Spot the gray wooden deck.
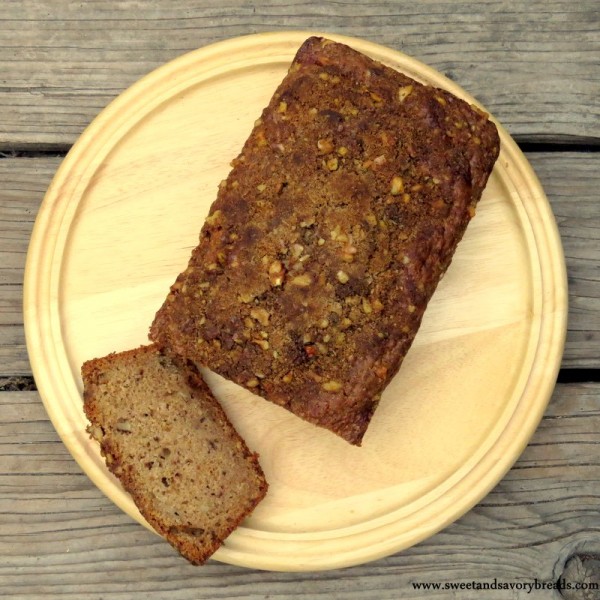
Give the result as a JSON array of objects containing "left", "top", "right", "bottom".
[{"left": 1, "top": 2, "right": 598, "bottom": 598}]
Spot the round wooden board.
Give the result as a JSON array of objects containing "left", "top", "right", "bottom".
[{"left": 24, "top": 32, "right": 567, "bottom": 571}]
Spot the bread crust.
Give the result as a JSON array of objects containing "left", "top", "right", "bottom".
[{"left": 150, "top": 37, "right": 500, "bottom": 445}]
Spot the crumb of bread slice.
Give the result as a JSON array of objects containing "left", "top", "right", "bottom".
[{"left": 82, "top": 344, "right": 268, "bottom": 565}]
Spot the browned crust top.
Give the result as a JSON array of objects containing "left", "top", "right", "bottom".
[{"left": 150, "top": 37, "right": 500, "bottom": 445}]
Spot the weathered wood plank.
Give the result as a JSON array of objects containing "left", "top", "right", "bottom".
[
  {"left": 0, "top": 383, "right": 598, "bottom": 598},
  {"left": 527, "top": 153, "right": 600, "bottom": 369},
  {"left": 1, "top": 152, "right": 597, "bottom": 375},
  {"left": 0, "top": 157, "right": 62, "bottom": 376},
  {"left": 0, "top": 0, "right": 598, "bottom": 148}
]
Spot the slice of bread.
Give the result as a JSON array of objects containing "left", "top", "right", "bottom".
[{"left": 81, "top": 344, "right": 268, "bottom": 564}]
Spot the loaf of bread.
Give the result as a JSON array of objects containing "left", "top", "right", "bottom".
[
  {"left": 150, "top": 36, "right": 500, "bottom": 445},
  {"left": 82, "top": 345, "right": 268, "bottom": 564}
]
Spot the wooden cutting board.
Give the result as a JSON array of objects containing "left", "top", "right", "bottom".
[{"left": 23, "top": 31, "right": 567, "bottom": 571}]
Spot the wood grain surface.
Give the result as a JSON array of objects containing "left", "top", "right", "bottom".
[
  {"left": 0, "top": 0, "right": 598, "bottom": 597},
  {"left": 0, "top": 383, "right": 598, "bottom": 598},
  {"left": 2, "top": 153, "right": 597, "bottom": 376},
  {"left": 20, "top": 32, "right": 567, "bottom": 570},
  {"left": 0, "top": 1, "right": 598, "bottom": 148}
]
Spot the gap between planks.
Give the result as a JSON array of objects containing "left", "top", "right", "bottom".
[{"left": 3, "top": 369, "right": 600, "bottom": 392}]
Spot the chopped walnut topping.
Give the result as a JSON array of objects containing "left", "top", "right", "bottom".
[
  {"left": 278, "top": 101, "right": 288, "bottom": 113},
  {"left": 326, "top": 157, "right": 339, "bottom": 171},
  {"left": 250, "top": 307, "right": 270, "bottom": 326},
  {"left": 317, "top": 138, "right": 335, "bottom": 154},
  {"left": 398, "top": 85, "right": 413, "bottom": 102},
  {"left": 246, "top": 378, "right": 260, "bottom": 388},
  {"left": 337, "top": 146, "right": 348, "bottom": 157},
  {"left": 337, "top": 270, "right": 349, "bottom": 284},
  {"left": 252, "top": 339, "right": 270, "bottom": 351},
  {"left": 291, "top": 243, "right": 304, "bottom": 258},
  {"left": 205, "top": 209, "right": 222, "bottom": 225},
  {"left": 256, "top": 183, "right": 267, "bottom": 192},
  {"left": 256, "top": 131, "right": 267, "bottom": 147},
  {"left": 341, "top": 244, "right": 357, "bottom": 262},
  {"left": 390, "top": 176, "right": 404, "bottom": 195},
  {"left": 299, "top": 217, "right": 315, "bottom": 228},
  {"left": 322, "top": 380, "right": 342, "bottom": 392},
  {"left": 290, "top": 273, "right": 312, "bottom": 287},
  {"left": 330, "top": 225, "right": 342, "bottom": 240},
  {"left": 268, "top": 260, "right": 285, "bottom": 286}
]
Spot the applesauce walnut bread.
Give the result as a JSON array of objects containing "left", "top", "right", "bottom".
[
  {"left": 150, "top": 36, "right": 500, "bottom": 445},
  {"left": 82, "top": 345, "right": 268, "bottom": 565}
]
